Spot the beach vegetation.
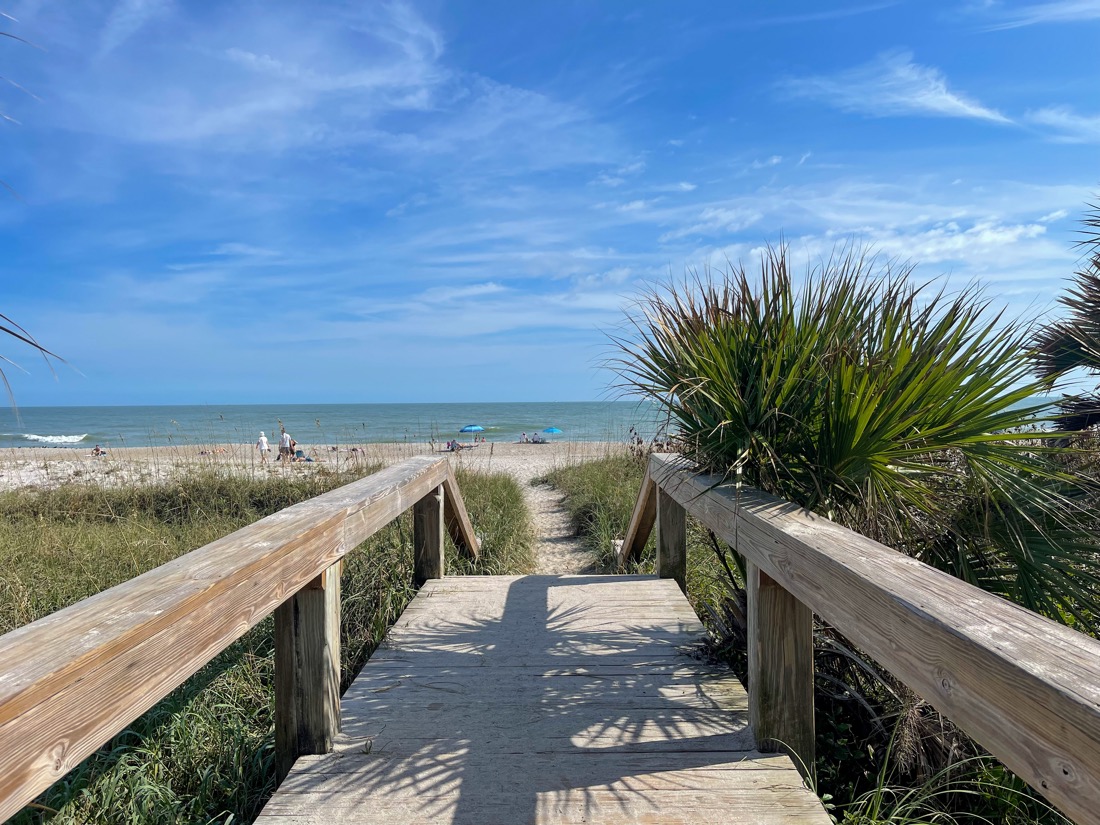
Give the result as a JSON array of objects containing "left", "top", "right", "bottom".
[
  {"left": 610, "top": 244, "right": 1100, "bottom": 625},
  {"left": 2, "top": 463, "right": 534, "bottom": 824},
  {"left": 1034, "top": 201, "right": 1100, "bottom": 431},
  {"left": 544, "top": 243, "right": 1100, "bottom": 822}
]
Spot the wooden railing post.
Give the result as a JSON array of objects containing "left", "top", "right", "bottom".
[
  {"left": 414, "top": 483, "right": 445, "bottom": 586},
  {"left": 656, "top": 487, "right": 687, "bottom": 593},
  {"left": 274, "top": 559, "right": 342, "bottom": 782},
  {"left": 746, "top": 560, "right": 814, "bottom": 775}
]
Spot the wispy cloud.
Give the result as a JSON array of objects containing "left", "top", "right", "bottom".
[
  {"left": 659, "top": 206, "right": 763, "bottom": 242},
  {"left": 1028, "top": 105, "right": 1100, "bottom": 142},
  {"left": 981, "top": 0, "right": 1100, "bottom": 29},
  {"left": 726, "top": 2, "right": 900, "bottom": 29},
  {"left": 750, "top": 155, "right": 783, "bottom": 169},
  {"left": 99, "top": 0, "right": 172, "bottom": 56},
  {"left": 780, "top": 50, "right": 1012, "bottom": 123}
]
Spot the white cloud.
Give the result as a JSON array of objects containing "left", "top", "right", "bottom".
[
  {"left": 591, "top": 159, "right": 646, "bottom": 187},
  {"left": 1039, "top": 209, "right": 1069, "bottom": 223},
  {"left": 99, "top": 0, "right": 172, "bottom": 56},
  {"left": 659, "top": 206, "right": 763, "bottom": 242},
  {"left": 982, "top": 0, "right": 1100, "bottom": 28},
  {"left": 418, "top": 282, "right": 506, "bottom": 303},
  {"left": 1028, "top": 106, "right": 1100, "bottom": 143},
  {"left": 781, "top": 50, "right": 1011, "bottom": 123},
  {"left": 752, "top": 155, "right": 783, "bottom": 169},
  {"left": 654, "top": 182, "right": 697, "bottom": 192}
]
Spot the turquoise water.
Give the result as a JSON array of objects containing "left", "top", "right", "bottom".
[{"left": 0, "top": 401, "right": 666, "bottom": 449}]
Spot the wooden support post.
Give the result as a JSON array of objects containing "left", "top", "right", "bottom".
[
  {"left": 274, "top": 560, "right": 342, "bottom": 783},
  {"left": 414, "top": 483, "right": 445, "bottom": 586},
  {"left": 746, "top": 560, "right": 815, "bottom": 776},
  {"left": 656, "top": 487, "right": 687, "bottom": 593}
]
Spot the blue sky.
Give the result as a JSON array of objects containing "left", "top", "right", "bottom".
[{"left": 2, "top": 1, "right": 1099, "bottom": 405}]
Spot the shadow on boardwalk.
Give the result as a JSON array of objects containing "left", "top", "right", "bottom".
[{"left": 260, "top": 575, "right": 827, "bottom": 824}]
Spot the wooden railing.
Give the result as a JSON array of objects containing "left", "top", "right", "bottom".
[
  {"left": 0, "top": 455, "right": 479, "bottom": 823},
  {"left": 620, "top": 453, "right": 1100, "bottom": 825}
]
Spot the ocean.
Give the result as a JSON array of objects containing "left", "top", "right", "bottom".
[{"left": 0, "top": 401, "right": 666, "bottom": 449}]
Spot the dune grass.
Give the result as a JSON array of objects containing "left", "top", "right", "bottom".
[{"left": 3, "top": 462, "right": 533, "bottom": 824}]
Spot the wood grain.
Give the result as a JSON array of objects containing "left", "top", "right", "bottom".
[
  {"left": 414, "top": 484, "right": 445, "bottom": 586},
  {"left": 275, "top": 561, "right": 343, "bottom": 781},
  {"left": 657, "top": 488, "right": 687, "bottom": 593},
  {"left": 257, "top": 575, "right": 828, "bottom": 824},
  {"left": 0, "top": 455, "right": 479, "bottom": 823},
  {"left": 619, "top": 462, "right": 655, "bottom": 567},
  {"left": 747, "top": 562, "right": 814, "bottom": 774},
  {"left": 649, "top": 453, "right": 1100, "bottom": 825}
]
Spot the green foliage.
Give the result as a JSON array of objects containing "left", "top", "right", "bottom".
[
  {"left": 1033, "top": 201, "right": 1100, "bottom": 431},
  {"left": 449, "top": 466, "right": 537, "bottom": 575},
  {"left": 540, "top": 453, "right": 650, "bottom": 570},
  {"left": 612, "top": 244, "right": 1100, "bottom": 624},
  {"left": 4, "top": 465, "right": 533, "bottom": 824}
]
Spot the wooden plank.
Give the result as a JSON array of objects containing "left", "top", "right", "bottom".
[
  {"left": 259, "top": 575, "right": 829, "bottom": 824},
  {"left": 275, "top": 561, "right": 343, "bottom": 781},
  {"left": 258, "top": 752, "right": 828, "bottom": 825},
  {"left": 442, "top": 463, "right": 479, "bottom": 560},
  {"left": 0, "top": 455, "right": 483, "bottom": 823},
  {"left": 618, "top": 462, "right": 656, "bottom": 567},
  {"left": 657, "top": 488, "right": 687, "bottom": 592},
  {"left": 650, "top": 453, "right": 1100, "bottom": 825},
  {"left": 747, "top": 562, "right": 814, "bottom": 775},
  {"left": 414, "top": 484, "right": 445, "bottom": 586}
]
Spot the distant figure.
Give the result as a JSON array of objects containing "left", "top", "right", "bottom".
[
  {"left": 92, "top": 444, "right": 106, "bottom": 457},
  {"left": 257, "top": 431, "right": 270, "bottom": 463},
  {"left": 278, "top": 430, "right": 292, "bottom": 462},
  {"left": 521, "top": 432, "right": 528, "bottom": 443}
]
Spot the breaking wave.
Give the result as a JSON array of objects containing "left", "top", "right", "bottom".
[{"left": 19, "top": 433, "right": 90, "bottom": 445}]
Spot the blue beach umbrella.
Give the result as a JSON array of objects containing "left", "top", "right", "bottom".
[
  {"left": 459, "top": 424, "right": 485, "bottom": 433},
  {"left": 543, "top": 427, "right": 563, "bottom": 434}
]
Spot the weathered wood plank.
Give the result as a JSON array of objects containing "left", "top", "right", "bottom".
[
  {"left": 441, "top": 463, "right": 479, "bottom": 560},
  {"left": 618, "top": 462, "right": 656, "bottom": 567},
  {"left": 657, "top": 488, "right": 687, "bottom": 592},
  {"left": 747, "top": 561, "right": 814, "bottom": 775},
  {"left": 650, "top": 453, "right": 1100, "bottom": 825},
  {"left": 0, "top": 455, "right": 480, "bottom": 823},
  {"left": 275, "top": 561, "right": 342, "bottom": 781},
  {"left": 259, "top": 575, "right": 828, "bottom": 824},
  {"left": 414, "top": 484, "right": 445, "bottom": 586}
]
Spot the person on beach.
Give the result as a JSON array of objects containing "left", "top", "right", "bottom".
[
  {"left": 278, "top": 430, "right": 292, "bottom": 462},
  {"left": 257, "top": 431, "right": 270, "bottom": 463}
]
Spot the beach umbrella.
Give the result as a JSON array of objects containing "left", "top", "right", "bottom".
[
  {"left": 543, "top": 427, "right": 563, "bottom": 434},
  {"left": 459, "top": 424, "right": 484, "bottom": 433}
]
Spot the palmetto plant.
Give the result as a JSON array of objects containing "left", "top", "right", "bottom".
[
  {"left": 1033, "top": 202, "right": 1100, "bottom": 431},
  {"left": 612, "top": 244, "right": 1100, "bottom": 623}
]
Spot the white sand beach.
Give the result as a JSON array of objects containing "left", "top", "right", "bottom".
[{"left": 0, "top": 440, "right": 632, "bottom": 573}]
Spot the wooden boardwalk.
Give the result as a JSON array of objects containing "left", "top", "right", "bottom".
[{"left": 257, "top": 575, "right": 829, "bottom": 824}]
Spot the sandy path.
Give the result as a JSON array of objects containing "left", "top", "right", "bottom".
[
  {"left": 441, "top": 442, "right": 625, "bottom": 574},
  {"left": 0, "top": 441, "right": 628, "bottom": 575}
]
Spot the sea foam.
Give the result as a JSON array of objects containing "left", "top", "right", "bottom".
[{"left": 21, "top": 433, "right": 90, "bottom": 445}]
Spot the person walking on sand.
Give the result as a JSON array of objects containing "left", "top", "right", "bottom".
[
  {"left": 257, "top": 431, "right": 270, "bottom": 463},
  {"left": 278, "top": 429, "right": 292, "bottom": 462}
]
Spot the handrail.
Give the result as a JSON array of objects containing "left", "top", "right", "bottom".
[
  {"left": 0, "top": 455, "right": 479, "bottom": 823},
  {"left": 621, "top": 452, "right": 1100, "bottom": 825}
]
